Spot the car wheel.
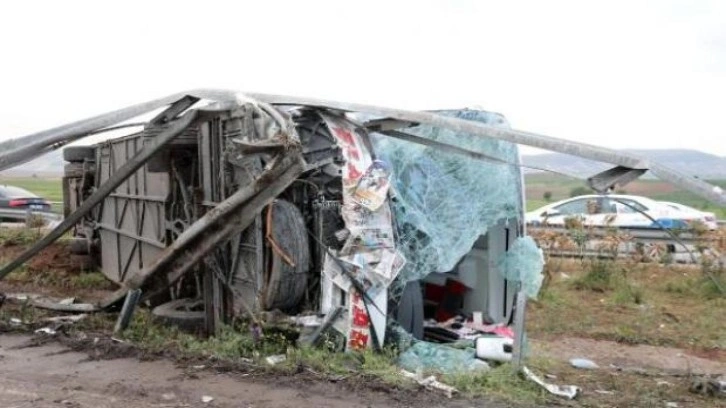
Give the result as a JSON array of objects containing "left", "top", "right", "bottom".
[
  {"left": 261, "top": 199, "right": 310, "bottom": 313},
  {"left": 151, "top": 298, "right": 204, "bottom": 332},
  {"left": 63, "top": 146, "right": 96, "bottom": 162}
]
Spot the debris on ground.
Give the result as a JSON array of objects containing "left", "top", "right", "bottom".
[
  {"left": 265, "top": 354, "right": 287, "bottom": 365},
  {"left": 42, "top": 314, "right": 87, "bottom": 324},
  {"left": 522, "top": 366, "right": 580, "bottom": 399},
  {"left": 570, "top": 358, "right": 599, "bottom": 369},
  {"left": 690, "top": 376, "right": 726, "bottom": 398},
  {"left": 4, "top": 292, "right": 96, "bottom": 312},
  {"left": 398, "top": 338, "right": 490, "bottom": 374},
  {"left": 400, "top": 370, "right": 457, "bottom": 398},
  {"left": 201, "top": 395, "right": 214, "bottom": 403}
]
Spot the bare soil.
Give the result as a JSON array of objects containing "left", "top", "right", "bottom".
[
  {"left": 0, "top": 334, "right": 509, "bottom": 408},
  {"left": 533, "top": 337, "right": 726, "bottom": 375}
]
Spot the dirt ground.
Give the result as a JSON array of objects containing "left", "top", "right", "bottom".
[
  {"left": 0, "top": 334, "right": 504, "bottom": 408},
  {"left": 1, "top": 238, "right": 724, "bottom": 407},
  {"left": 533, "top": 337, "right": 726, "bottom": 376}
]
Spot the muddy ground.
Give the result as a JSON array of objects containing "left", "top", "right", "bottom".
[
  {"left": 1, "top": 238, "right": 724, "bottom": 407},
  {"left": 0, "top": 334, "right": 510, "bottom": 408}
]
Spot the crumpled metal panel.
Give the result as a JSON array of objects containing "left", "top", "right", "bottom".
[{"left": 371, "top": 109, "right": 523, "bottom": 297}]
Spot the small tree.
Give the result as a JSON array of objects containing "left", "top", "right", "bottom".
[
  {"left": 543, "top": 191, "right": 553, "bottom": 202},
  {"left": 569, "top": 186, "right": 591, "bottom": 197}
]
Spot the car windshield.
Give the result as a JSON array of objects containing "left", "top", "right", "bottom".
[
  {"left": 553, "top": 198, "right": 589, "bottom": 215},
  {"left": 612, "top": 198, "right": 649, "bottom": 213},
  {"left": 0, "top": 185, "right": 38, "bottom": 198}
]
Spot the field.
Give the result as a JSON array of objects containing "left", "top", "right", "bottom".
[
  {"left": 0, "top": 176, "right": 63, "bottom": 212},
  {"left": 525, "top": 173, "right": 726, "bottom": 218}
]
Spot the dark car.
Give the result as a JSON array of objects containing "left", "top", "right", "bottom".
[{"left": 0, "top": 185, "right": 51, "bottom": 213}]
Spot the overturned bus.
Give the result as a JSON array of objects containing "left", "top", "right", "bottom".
[
  {"left": 8, "top": 90, "right": 719, "bottom": 371},
  {"left": 55, "top": 93, "right": 541, "bottom": 361}
]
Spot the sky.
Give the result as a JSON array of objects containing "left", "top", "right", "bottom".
[{"left": 0, "top": 0, "right": 724, "bottom": 156}]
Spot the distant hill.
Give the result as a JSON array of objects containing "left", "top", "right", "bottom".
[
  {"left": 0, "top": 149, "right": 65, "bottom": 177},
  {"left": 522, "top": 149, "right": 726, "bottom": 179}
]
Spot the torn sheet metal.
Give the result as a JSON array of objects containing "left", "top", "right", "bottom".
[
  {"left": 522, "top": 366, "right": 580, "bottom": 399},
  {"left": 498, "top": 236, "right": 545, "bottom": 299},
  {"left": 318, "top": 113, "right": 404, "bottom": 349}
]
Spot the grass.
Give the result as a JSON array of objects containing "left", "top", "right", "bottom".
[
  {"left": 0, "top": 229, "right": 114, "bottom": 291},
  {"left": 120, "top": 310, "right": 412, "bottom": 388},
  {"left": 529, "top": 258, "right": 726, "bottom": 351},
  {"left": 117, "top": 310, "right": 553, "bottom": 405}
]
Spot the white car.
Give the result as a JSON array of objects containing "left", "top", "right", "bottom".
[
  {"left": 526, "top": 194, "right": 705, "bottom": 229},
  {"left": 658, "top": 201, "right": 718, "bottom": 230}
]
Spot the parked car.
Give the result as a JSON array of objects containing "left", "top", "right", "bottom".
[
  {"left": 526, "top": 194, "right": 704, "bottom": 229},
  {"left": 0, "top": 185, "right": 52, "bottom": 221},
  {"left": 658, "top": 201, "right": 718, "bottom": 230}
]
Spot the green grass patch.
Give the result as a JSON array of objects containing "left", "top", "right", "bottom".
[
  {"left": 444, "top": 364, "right": 546, "bottom": 404},
  {"left": 0, "top": 177, "right": 63, "bottom": 213}
]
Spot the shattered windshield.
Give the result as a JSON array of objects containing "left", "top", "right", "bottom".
[{"left": 371, "top": 109, "right": 524, "bottom": 299}]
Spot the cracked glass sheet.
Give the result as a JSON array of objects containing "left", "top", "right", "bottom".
[
  {"left": 396, "top": 330, "right": 490, "bottom": 374},
  {"left": 498, "top": 236, "right": 545, "bottom": 299},
  {"left": 371, "top": 109, "right": 523, "bottom": 298}
]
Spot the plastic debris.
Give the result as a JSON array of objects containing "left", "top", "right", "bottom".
[
  {"left": 9, "top": 318, "right": 22, "bottom": 326},
  {"left": 570, "top": 358, "right": 599, "bottom": 369},
  {"left": 595, "top": 390, "right": 615, "bottom": 395},
  {"left": 475, "top": 336, "right": 513, "bottom": 362},
  {"left": 161, "top": 393, "right": 176, "bottom": 401},
  {"left": 400, "top": 370, "right": 457, "bottom": 398},
  {"left": 290, "top": 315, "right": 322, "bottom": 327},
  {"left": 42, "top": 314, "right": 87, "bottom": 323},
  {"left": 522, "top": 366, "right": 580, "bottom": 399},
  {"left": 265, "top": 354, "right": 287, "bottom": 365},
  {"left": 201, "top": 395, "right": 214, "bottom": 403},
  {"left": 665, "top": 402, "right": 678, "bottom": 408},
  {"left": 34, "top": 327, "right": 56, "bottom": 335},
  {"left": 690, "top": 377, "right": 726, "bottom": 397}
]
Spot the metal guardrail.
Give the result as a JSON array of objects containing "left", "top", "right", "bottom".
[{"left": 528, "top": 224, "right": 722, "bottom": 264}]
